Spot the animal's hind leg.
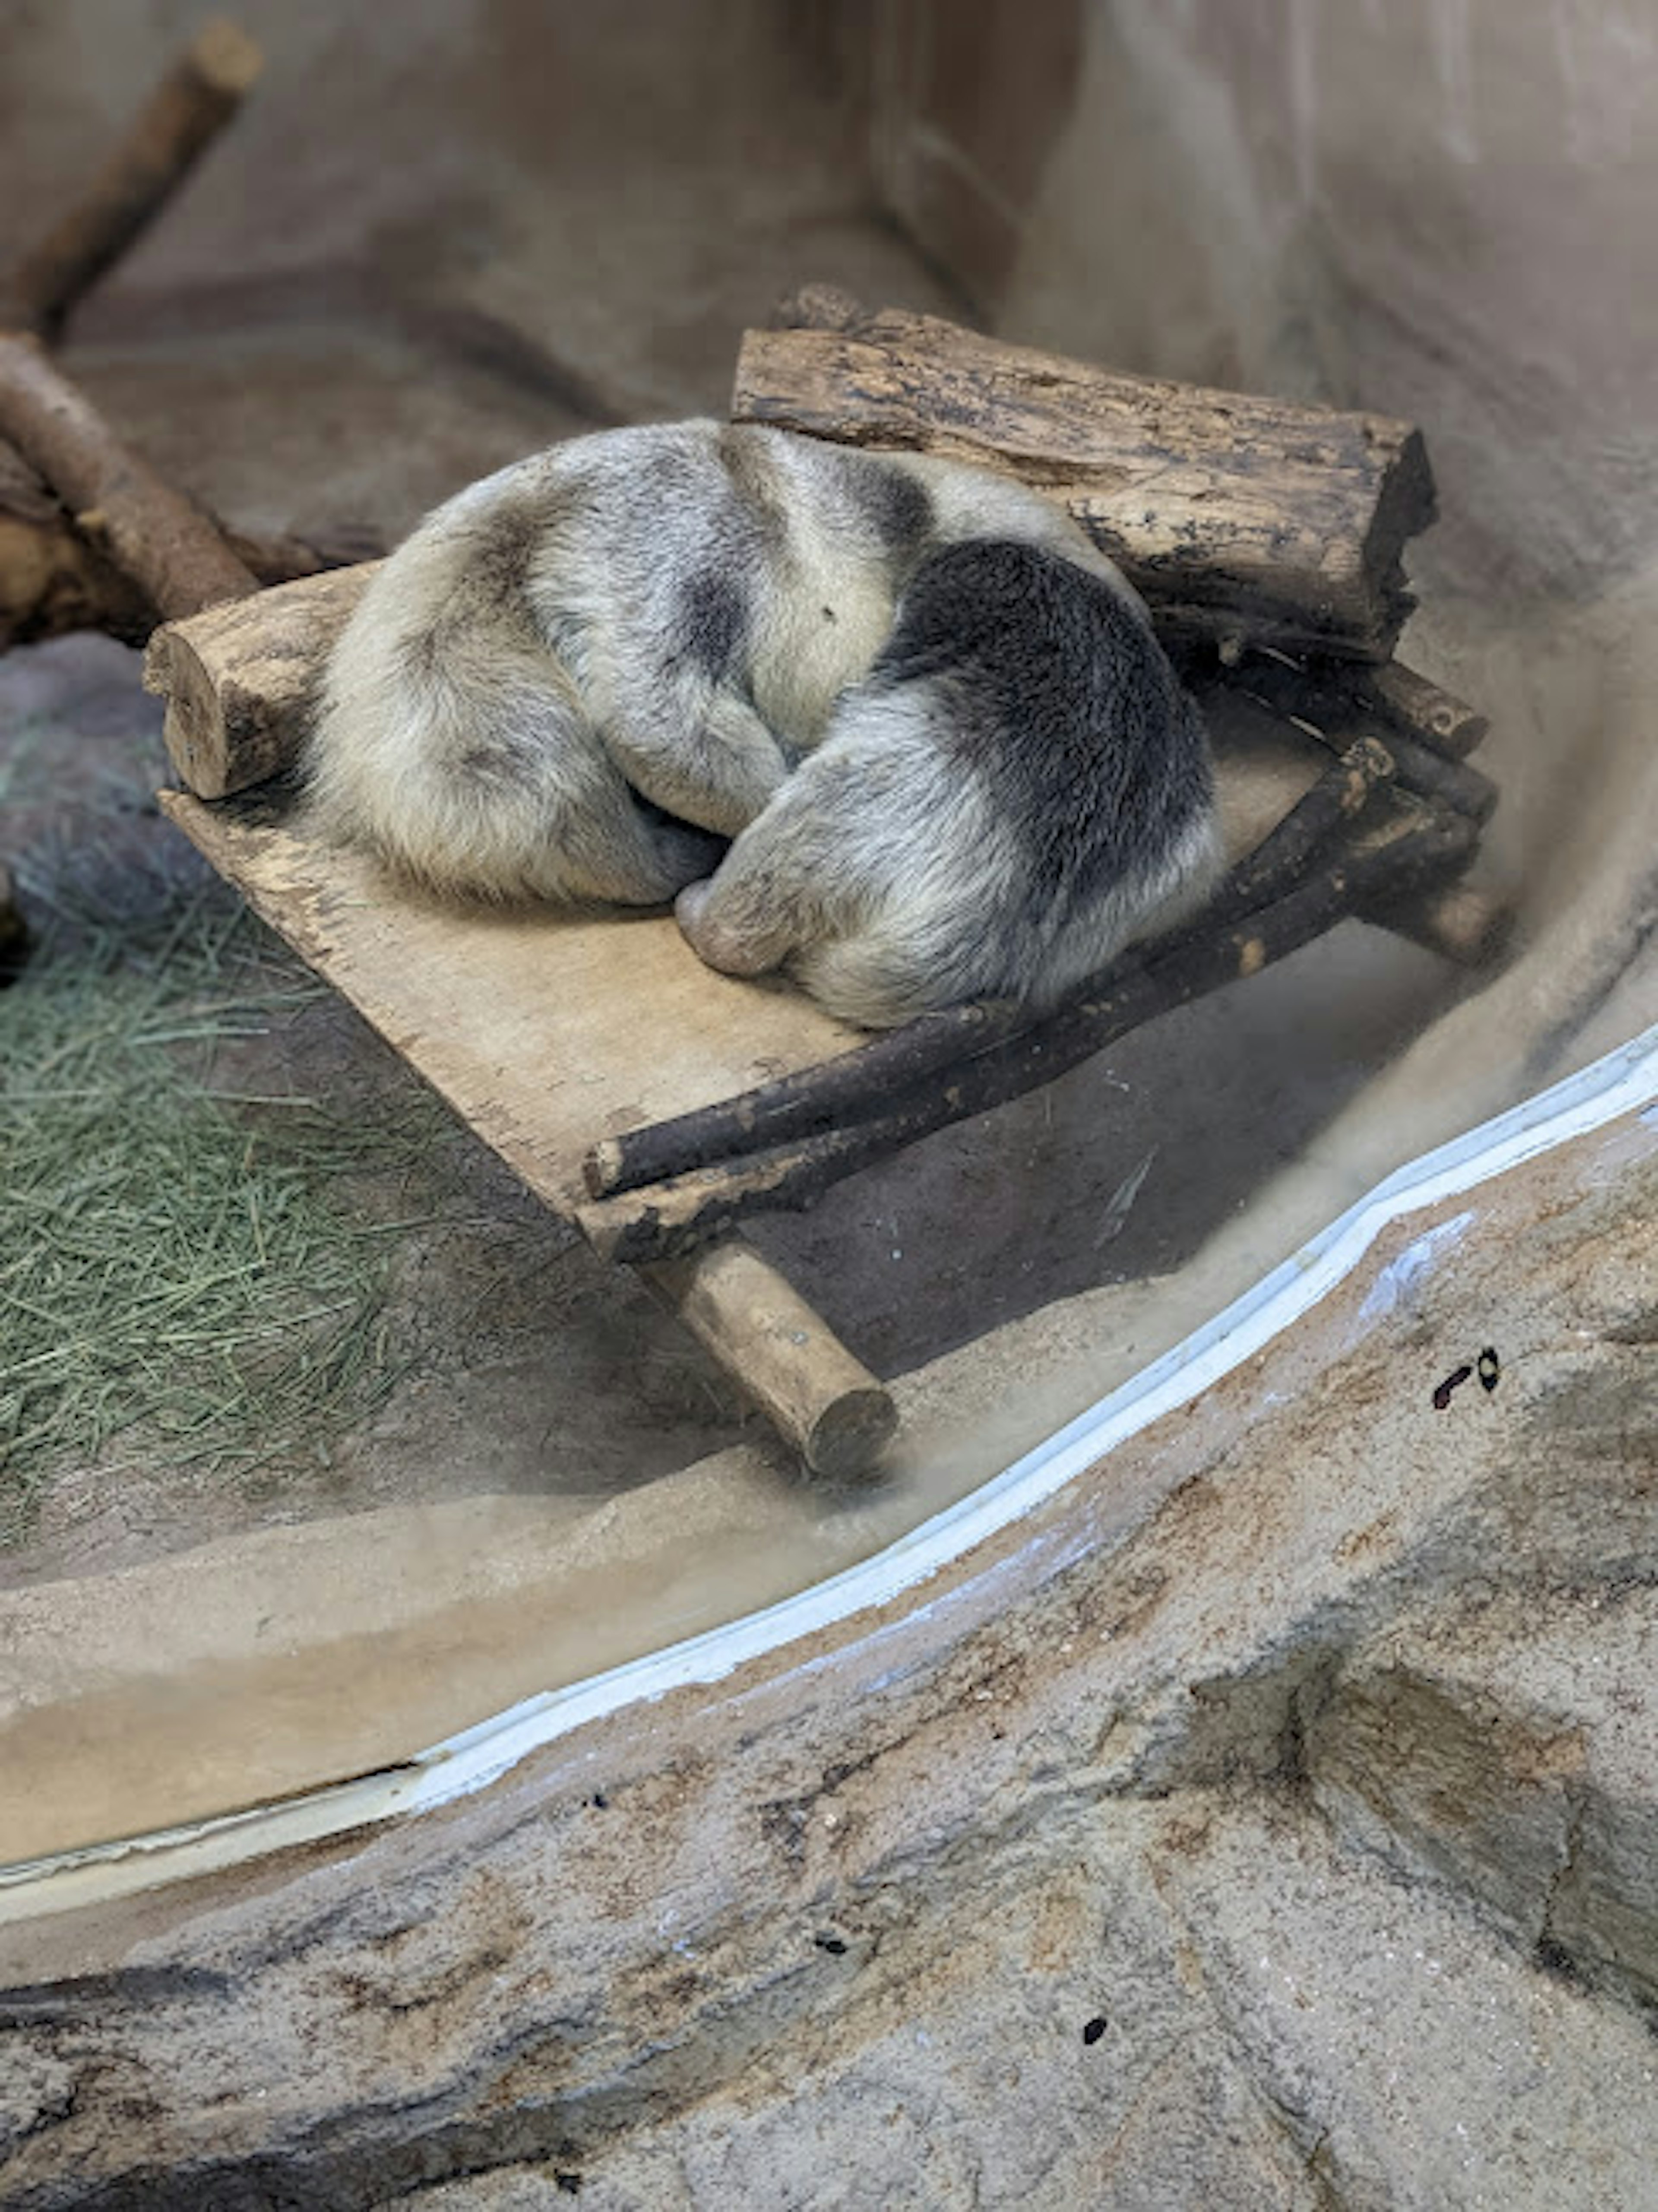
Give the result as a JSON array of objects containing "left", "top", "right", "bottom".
[
  {"left": 672, "top": 774, "right": 843, "bottom": 979},
  {"left": 604, "top": 673, "right": 794, "bottom": 841}
]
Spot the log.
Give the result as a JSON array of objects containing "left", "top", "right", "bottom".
[
  {"left": 576, "top": 804, "right": 1478, "bottom": 1265},
  {"left": 643, "top": 1236, "right": 896, "bottom": 1479},
  {"left": 1359, "top": 877, "right": 1511, "bottom": 968},
  {"left": 0, "top": 20, "right": 264, "bottom": 341},
  {"left": 144, "top": 563, "right": 377, "bottom": 797},
  {"left": 731, "top": 307, "right": 1437, "bottom": 662},
  {"left": 0, "top": 461, "right": 151, "bottom": 646},
  {"left": 1367, "top": 661, "right": 1489, "bottom": 762},
  {"left": 0, "top": 437, "right": 382, "bottom": 648},
  {"left": 0, "top": 332, "right": 256, "bottom": 625},
  {"left": 1228, "top": 653, "right": 1497, "bottom": 823},
  {"left": 1203, "top": 735, "right": 1396, "bottom": 930}
]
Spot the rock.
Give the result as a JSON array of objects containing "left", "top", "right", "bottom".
[{"left": 1, "top": 1110, "right": 1655, "bottom": 2208}]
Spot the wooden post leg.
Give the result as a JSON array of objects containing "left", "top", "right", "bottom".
[
  {"left": 1363, "top": 880, "right": 1512, "bottom": 967},
  {"left": 643, "top": 1236, "right": 897, "bottom": 1480}
]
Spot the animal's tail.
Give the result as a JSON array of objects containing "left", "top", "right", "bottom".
[{"left": 307, "top": 571, "right": 718, "bottom": 908}]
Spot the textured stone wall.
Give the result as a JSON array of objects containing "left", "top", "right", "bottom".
[{"left": 3, "top": 1106, "right": 1655, "bottom": 2205}]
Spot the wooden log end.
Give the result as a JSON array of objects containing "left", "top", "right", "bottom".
[
  {"left": 1365, "top": 880, "right": 1512, "bottom": 968},
  {"left": 643, "top": 1237, "right": 898, "bottom": 1479},
  {"left": 800, "top": 1383, "right": 900, "bottom": 1483},
  {"left": 1369, "top": 662, "right": 1490, "bottom": 760},
  {"left": 190, "top": 18, "right": 266, "bottom": 95},
  {"left": 143, "top": 623, "right": 235, "bottom": 798},
  {"left": 143, "top": 562, "right": 377, "bottom": 797}
]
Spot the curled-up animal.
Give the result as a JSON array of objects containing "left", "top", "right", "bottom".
[{"left": 306, "top": 421, "right": 1222, "bottom": 1028}]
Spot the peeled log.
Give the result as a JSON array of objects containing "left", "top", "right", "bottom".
[
  {"left": 144, "top": 562, "right": 377, "bottom": 797},
  {"left": 732, "top": 309, "right": 1436, "bottom": 662},
  {"left": 645, "top": 1236, "right": 896, "bottom": 1479},
  {"left": 0, "top": 437, "right": 383, "bottom": 649}
]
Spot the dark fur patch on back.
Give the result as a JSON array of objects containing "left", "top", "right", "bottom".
[
  {"left": 870, "top": 538, "right": 1212, "bottom": 904},
  {"left": 404, "top": 484, "right": 570, "bottom": 684},
  {"left": 851, "top": 461, "right": 934, "bottom": 556},
  {"left": 458, "top": 484, "right": 571, "bottom": 608},
  {"left": 457, "top": 739, "right": 542, "bottom": 788},
  {"left": 673, "top": 569, "right": 748, "bottom": 680}
]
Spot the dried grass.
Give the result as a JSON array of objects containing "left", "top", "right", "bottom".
[{"left": 0, "top": 864, "right": 443, "bottom": 1545}]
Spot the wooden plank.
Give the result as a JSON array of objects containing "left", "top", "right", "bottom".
[
  {"left": 159, "top": 791, "right": 865, "bottom": 1217},
  {"left": 732, "top": 308, "right": 1436, "bottom": 661}
]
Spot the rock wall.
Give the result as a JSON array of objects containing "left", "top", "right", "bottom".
[{"left": 3, "top": 1103, "right": 1655, "bottom": 2206}]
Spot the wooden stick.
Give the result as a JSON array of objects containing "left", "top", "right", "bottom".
[
  {"left": 0, "top": 332, "right": 256, "bottom": 624},
  {"left": 1229, "top": 655, "right": 1498, "bottom": 823},
  {"left": 1367, "top": 662, "right": 1489, "bottom": 761},
  {"left": 732, "top": 308, "right": 1436, "bottom": 663},
  {"left": 643, "top": 1236, "right": 896, "bottom": 1478},
  {"left": 0, "top": 437, "right": 381, "bottom": 649},
  {"left": 576, "top": 807, "right": 1478, "bottom": 1265},
  {"left": 0, "top": 480, "right": 150, "bottom": 648},
  {"left": 0, "top": 20, "right": 264, "bottom": 341},
  {"left": 584, "top": 737, "right": 1407, "bottom": 1207},
  {"left": 583, "top": 997, "right": 1013, "bottom": 1203},
  {"left": 143, "top": 564, "right": 377, "bottom": 797},
  {"left": 1203, "top": 735, "right": 1396, "bottom": 929}
]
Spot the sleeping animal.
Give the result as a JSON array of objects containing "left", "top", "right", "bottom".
[{"left": 306, "top": 422, "right": 1222, "bottom": 1029}]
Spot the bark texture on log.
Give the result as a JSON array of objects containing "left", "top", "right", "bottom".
[
  {"left": 0, "top": 437, "right": 381, "bottom": 649},
  {"left": 732, "top": 308, "right": 1436, "bottom": 661},
  {"left": 0, "top": 19, "right": 263, "bottom": 342},
  {"left": 0, "top": 333, "right": 256, "bottom": 624},
  {"left": 644, "top": 1237, "right": 895, "bottom": 1479},
  {"left": 143, "top": 563, "right": 377, "bottom": 797}
]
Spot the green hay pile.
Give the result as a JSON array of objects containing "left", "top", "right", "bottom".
[{"left": 0, "top": 883, "right": 441, "bottom": 1546}]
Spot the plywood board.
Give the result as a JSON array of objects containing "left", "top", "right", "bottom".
[{"left": 161, "top": 792, "right": 866, "bottom": 1217}]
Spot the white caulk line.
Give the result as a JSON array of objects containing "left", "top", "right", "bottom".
[{"left": 4, "top": 1021, "right": 1656, "bottom": 1925}]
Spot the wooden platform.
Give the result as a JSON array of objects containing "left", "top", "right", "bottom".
[
  {"left": 160, "top": 717, "right": 1312, "bottom": 1218},
  {"left": 155, "top": 721, "right": 1333, "bottom": 1482},
  {"left": 161, "top": 791, "right": 869, "bottom": 1219},
  {"left": 138, "top": 301, "right": 1497, "bottom": 1481}
]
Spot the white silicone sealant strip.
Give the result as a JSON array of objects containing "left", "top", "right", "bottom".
[{"left": 5, "top": 1020, "right": 1657, "bottom": 1925}]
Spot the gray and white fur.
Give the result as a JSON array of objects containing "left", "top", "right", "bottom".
[{"left": 307, "top": 421, "right": 1222, "bottom": 1028}]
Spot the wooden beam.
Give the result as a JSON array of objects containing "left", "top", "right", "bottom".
[
  {"left": 644, "top": 1237, "right": 896, "bottom": 1479},
  {"left": 732, "top": 306, "right": 1436, "bottom": 663}
]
